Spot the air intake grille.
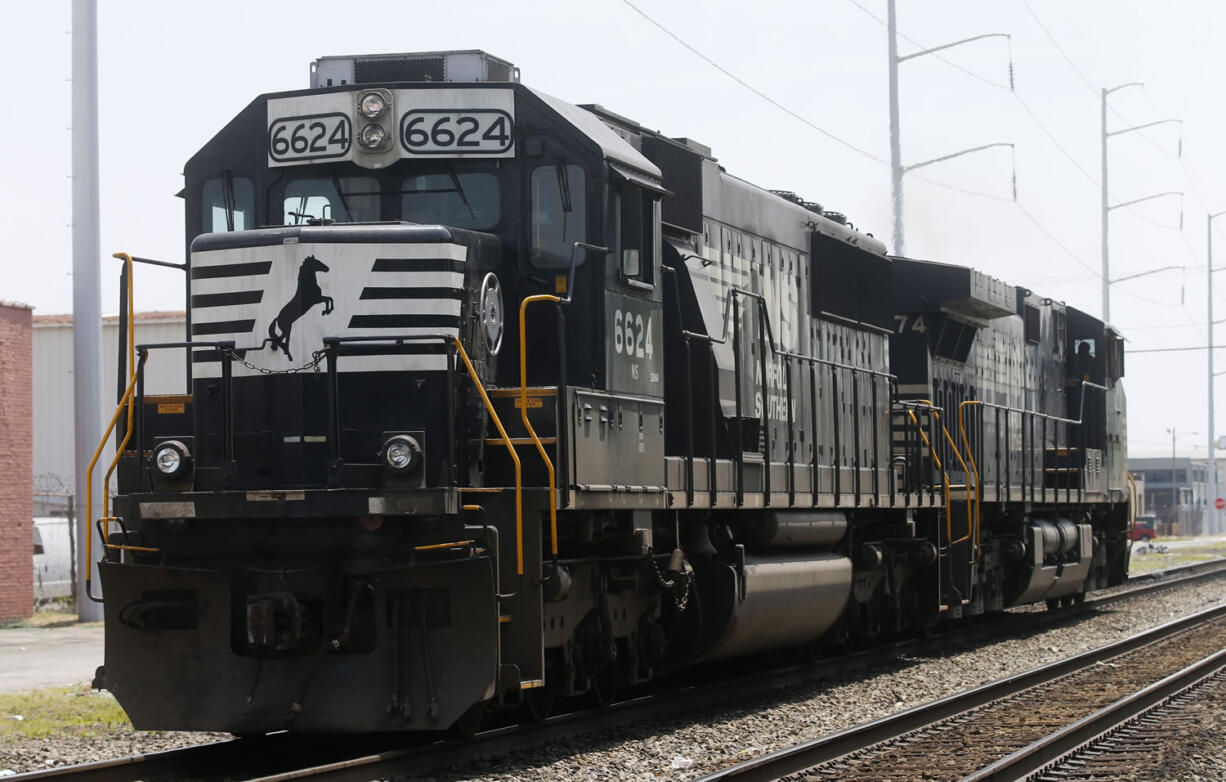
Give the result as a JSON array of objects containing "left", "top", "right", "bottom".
[
  {"left": 487, "top": 61, "right": 511, "bottom": 82},
  {"left": 354, "top": 57, "right": 446, "bottom": 83}
]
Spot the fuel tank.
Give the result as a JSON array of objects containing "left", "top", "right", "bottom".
[{"left": 695, "top": 552, "right": 852, "bottom": 662}]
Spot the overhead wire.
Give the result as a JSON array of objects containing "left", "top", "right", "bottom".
[
  {"left": 1021, "top": 0, "right": 1215, "bottom": 214},
  {"left": 621, "top": 0, "right": 1016, "bottom": 204},
  {"left": 620, "top": 0, "right": 886, "bottom": 165},
  {"left": 623, "top": 0, "right": 1192, "bottom": 311},
  {"left": 849, "top": 0, "right": 1199, "bottom": 303},
  {"left": 855, "top": 0, "right": 1192, "bottom": 236}
]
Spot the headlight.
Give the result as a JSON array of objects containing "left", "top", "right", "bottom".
[
  {"left": 358, "top": 92, "right": 388, "bottom": 118},
  {"left": 381, "top": 435, "right": 422, "bottom": 473},
  {"left": 359, "top": 123, "right": 388, "bottom": 149},
  {"left": 153, "top": 440, "right": 191, "bottom": 476}
]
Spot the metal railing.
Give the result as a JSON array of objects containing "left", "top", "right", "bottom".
[
  {"left": 662, "top": 264, "right": 898, "bottom": 510},
  {"left": 515, "top": 242, "right": 608, "bottom": 578},
  {"left": 898, "top": 400, "right": 975, "bottom": 552}
]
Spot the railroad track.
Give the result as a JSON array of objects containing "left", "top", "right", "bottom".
[
  {"left": 1033, "top": 666, "right": 1226, "bottom": 780},
  {"left": 697, "top": 604, "right": 1226, "bottom": 781},
  {"left": 14, "top": 558, "right": 1226, "bottom": 782}
]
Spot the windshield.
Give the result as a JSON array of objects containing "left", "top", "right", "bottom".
[
  {"left": 283, "top": 176, "right": 379, "bottom": 224},
  {"left": 279, "top": 168, "right": 501, "bottom": 229},
  {"left": 401, "top": 172, "right": 500, "bottom": 229}
]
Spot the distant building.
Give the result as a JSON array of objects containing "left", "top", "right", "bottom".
[
  {"left": 0, "top": 301, "right": 33, "bottom": 621},
  {"left": 1128, "top": 457, "right": 1221, "bottom": 536},
  {"left": 33, "top": 312, "right": 186, "bottom": 517}
]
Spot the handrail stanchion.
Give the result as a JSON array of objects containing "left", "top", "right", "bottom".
[
  {"left": 517, "top": 242, "right": 608, "bottom": 574},
  {"left": 454, "top": 339, "right": 523, "bottom": 594},
  {"left": 906, "top": 407, "right": 951, "bottom": 547},
  {"left": 959, "top": 400, "right": 984, "bottom": 556},
  {"left": 84, "top": 252, "right": 136, "bottom": 602},
  {"left": 520, "top": 293, "right": 562, "bottom": 565}
]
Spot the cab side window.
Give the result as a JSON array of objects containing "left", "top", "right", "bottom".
[
  {"left": 618, "top": 184, "right": 656, "bottom": 286},
  {"left": 529, "top": 163, "right": 586, "bottom": 268}
]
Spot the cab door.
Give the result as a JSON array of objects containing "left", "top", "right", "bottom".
[{"left": 573, "top": 175, "right": 666, "bottom": 490}]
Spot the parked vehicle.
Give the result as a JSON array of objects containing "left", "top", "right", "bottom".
[
  {"left": 33, "top": 517, "right": 74, "bottom": 601},
  {"left": 1129, "top": 516, "right": 1158, "bottom": 542}
]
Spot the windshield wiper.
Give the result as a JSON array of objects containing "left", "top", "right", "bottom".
[
  {"left": 555, "top": 158, "right": 572, "bottom": 240},
  {"left": 221, "top": 171, "right": 236, "bottom": 231},
  {"left": 446, "top": 166, "right": 476, "bottom": 220},
  {"left": 330, "top": 173, "right": 354, "bottom": 222}
]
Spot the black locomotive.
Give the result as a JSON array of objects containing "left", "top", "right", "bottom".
[{"left": 91, "top": 50, "right": 1131, "bottom": 734}]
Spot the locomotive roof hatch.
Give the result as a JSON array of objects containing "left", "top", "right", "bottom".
[{"left": 310, "top": 50, "right": 521, "bottom": 87}]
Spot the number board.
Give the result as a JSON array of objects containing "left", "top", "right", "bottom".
[
  {"left": 605, "top": 291, "right": 663, "bottom": 397},
  {"left": 267, "top": 88, "right": 515, "bottom": 167},
  {"left": 401, "top": 110, "right": 513, "bottom": 156},
  {"left": 268, "top": 113, "right": 352, "bottom": 163}
]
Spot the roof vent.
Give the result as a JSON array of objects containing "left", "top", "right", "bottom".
[
  {"left": 770, "top": 190, "right": 825, "bottom": 216},
  {"left": 310, "top": 50, "right": 519, "bottom": 88}
]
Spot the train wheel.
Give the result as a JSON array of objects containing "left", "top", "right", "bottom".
[
  {"left": 1045, "top": 598, "right": 1061, "bottom": 611},
  {"left": 590, "top": 664, "right": 619, "bottom": 708},
  {"left": 523, "top": 686, "right": 555, "bottom": 723},
  {"left": 449, "top": 700, "right": 488, "bottom": 739}
]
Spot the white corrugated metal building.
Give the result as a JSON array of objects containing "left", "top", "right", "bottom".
[{"left": 34, "top": 311, "right": 188, "bottom": 515}]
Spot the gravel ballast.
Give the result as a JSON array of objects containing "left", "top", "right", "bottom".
[
  {"left": 432, "top": 579, "right": 1226, "bottom": 781},
  {"left": 1, "top": 575, "right": 1223, "bottom": 778}
]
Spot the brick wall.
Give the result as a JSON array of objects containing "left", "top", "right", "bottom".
[{"left": 0, "top": 302, "right": 33, "bottom": 620}]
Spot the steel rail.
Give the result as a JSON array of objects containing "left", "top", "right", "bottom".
[
  {"left": 965, "top": 648, "right": 1226, "bottom": 781},
  {"left": 694, "top": 602, "right": 1226, "bottom": 781},
  {"left": 13, "top": 559, "right": 1226, "bottom": 782}
]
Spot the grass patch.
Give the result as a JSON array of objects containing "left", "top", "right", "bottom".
[
  {"left": 0, "top": 685, "right": 131, "bottom": 740},
  {"left": 0, "top": 599, "right": 85, "bottom": 630},
  {"left": 1129, "top": 540, "right": 1226, "bottom": 575}
]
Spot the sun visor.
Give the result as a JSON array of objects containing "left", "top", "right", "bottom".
[{"left": 610, "top": 161, "right": 671, "bottom": 196}]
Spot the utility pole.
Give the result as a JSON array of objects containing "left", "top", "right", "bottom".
[
  {"left": 887, "top": 0, "right": 903, "bottom": 255},
  {"left": 885, "top": 0, "right": 1012, "bottom": 256},
  {"left": 1208, "top": 211, "right": 1226, "bottom": 534},
  {"left": 72, "top": 0, "right": 105, "bottom": 620},
  {"left": 1099, "top": 82, "right": 1183, "bottom": 323},
  {"left": 1167, "top": 427, "right": 1199, "bottom": 534}
]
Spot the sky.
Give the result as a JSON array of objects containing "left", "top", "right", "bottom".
[{"left": 2, "top": 0, "right": 1223, "bottom": 461}]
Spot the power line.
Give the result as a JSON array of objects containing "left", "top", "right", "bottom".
[
  {"left": 620, "top": 0, "right": 887, "bottom": 165},
  {"left": 1127, "top": 345, "right": 1226, "bottom": 354},
  {"left": 1022, "top": 0, "right": 1212, "bottom": 212},
  {"left": 623, "top": 0, "right": 1188, "bottom": 299},
  {"left": 621, "top": 0, "right": 1011, "bottom": 203},
  {"left": 1017, "top": 0, "right": 1097, "bottom": 93},
  {"left": 846, "top": 0, "right": 1012, "bottom": 92}
]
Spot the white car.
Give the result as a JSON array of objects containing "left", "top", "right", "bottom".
[{"left": 33, "top": 517, "right": 74, "bottom": 601}]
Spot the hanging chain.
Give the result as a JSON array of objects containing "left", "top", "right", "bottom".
[
  {"left": 648, "top": 550, "right": 691, "bottom": 612},
  {"left": 223, "top": 348, "right": 328, "bottom": 376}
]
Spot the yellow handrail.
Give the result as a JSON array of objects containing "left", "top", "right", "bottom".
[
  {"left": 905, "top": 403, "right": 974, "bottom": 548},
  {"left": 454, "top": 339, "right": 523, "bottom": 577},
  {"left": 519, "top": 294, "right": 561, "bottom": 557},
  {"left": 905, "top": 408, "right": 951, "bottom": 526},
  {"left": 413, "top": 540, "right": 475, "bottom": 552},
  {"left": 84, "top": 252, "right": 136, "bottom": 600},
  {"left": 958, "top": 400, "right": 984, "bottom": 557},
  {"left": 96, "top": 517, "right": 160, "bottom": 553}
]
